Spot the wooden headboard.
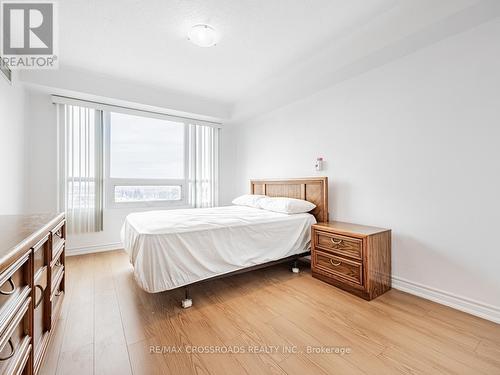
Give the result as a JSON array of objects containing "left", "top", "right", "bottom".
[{"left": 250, "top": 177, "right": 329, "bottom": 222}]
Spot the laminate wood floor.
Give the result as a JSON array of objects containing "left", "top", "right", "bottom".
[{"left": 40, "top": 250, "right": 500, "bottom": 375}]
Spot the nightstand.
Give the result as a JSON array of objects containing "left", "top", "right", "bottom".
[{"left": 311, "top": 221, "right": 391, "bottom": 300}]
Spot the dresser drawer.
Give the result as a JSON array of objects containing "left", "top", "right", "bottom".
[
  {"left": 33, "top": 267, "right": 48, "bottom": 353},
  {"left": 0, "top": 255, "right": 30, "bottom": 335},
  {"left": 51, "top": 263, "right": 64, "bottom": 301},
  {"left": 313, "top": 251, "right": 363, "bottom": 286},
  {"left": 315, "top": 230, "right": 362, "bottom": 260},
  {"left": 1, "top": 335, "right": 31, "bottom": 375},
  {"left": 33, "top": 235, "right": 49, "bottom": 276},
  {"left": 51, "top": 235, "right": 65, "bottom": 262},
  {"left": 0, "top": 297, "right": 31, "bottom": 375},
  {"left": 50, "top": 285, "right": 64, "bottom": 328},
  {"left": 50, "top": 220, "right": 65, "bottom": 240}
]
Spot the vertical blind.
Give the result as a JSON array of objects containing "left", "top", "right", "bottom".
[
  {"left": 57, "top": 98, "right": 221, "bottom": 234},
  {"left": 62, "top": 105, "right": 104, "bottom": 234},
  {"left": 188, "top": 124, "right": 220, "bottom": 208}
]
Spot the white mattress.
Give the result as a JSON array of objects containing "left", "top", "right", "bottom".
[{"left": 121, "top": 205, "right": 316, "bottom": 293}]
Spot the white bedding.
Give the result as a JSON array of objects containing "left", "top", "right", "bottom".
[{"left": 121, "top": 205, "right": 316, "bottom": 292}]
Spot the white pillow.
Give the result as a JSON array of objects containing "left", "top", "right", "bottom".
[
  {"left": 232, "top": 194, "right": 266, "bottom": 208},
  {"left": 258, "top": 197, "right": 316, "bottom": 214}
]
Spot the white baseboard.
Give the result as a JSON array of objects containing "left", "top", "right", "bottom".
[
  {"left": 66, "top": 242, "right": 123, "bottom": 256},
  {"left": 392, "top": 276, "right": 500, "bottom": 324}
]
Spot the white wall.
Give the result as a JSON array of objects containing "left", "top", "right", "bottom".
[
  {"left": 223, "top": 19, "right": 500, "bottom": 318},
  {"left": 24, "top": 90, "right": 58, "bottom": 214},
  {"left": 232, "top": 0, "right": 500, "bottom": 122},
  {"left": 20, "top": 66, "right": 232, "bottom": 121},
  {"left": 0, "top": 75, "right": 27, "bottom": 214}
]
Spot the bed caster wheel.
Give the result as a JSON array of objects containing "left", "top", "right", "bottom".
[
  {"left": 292, "top": 267, "right": 300, "bottom": 274},
  {"left": 181, "top": 298, "right": 193, "bottom": 309}
]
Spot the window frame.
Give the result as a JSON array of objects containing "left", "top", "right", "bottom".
[{"left": 103, "top": 111, "right": 190, "bottom": 209}]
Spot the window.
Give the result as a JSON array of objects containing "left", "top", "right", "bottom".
[
  {"left": 56, "top": 95, "right": 221, "bottom": 224},
  {"left": 105, "top": 112, "right": 188, "bottom": 207},
  {"left": 114, "top": 185, "right": 182, "bottom": 203},
  {"left": 109, "top": 113, "right": 185, "bottom": 179}
]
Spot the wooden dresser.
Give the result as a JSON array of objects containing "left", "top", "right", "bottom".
[
  {"left": 311, "top": 221, "right": 391, "bottom": 300},
  {"left": 0, "top": 213, "right": 65, "bottom": 375}
]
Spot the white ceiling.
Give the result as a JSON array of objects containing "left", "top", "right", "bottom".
[
  {"left": 59, "top": 0, "right": 398, "bottom": 103},
  {"left": 43, "top": 0, "right": 495, "bottom": 120}
]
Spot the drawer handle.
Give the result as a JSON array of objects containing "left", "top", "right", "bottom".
[
  {"left": 329, "top": 259, "right": 342, "bottom": 267},
  {"left": 0, "top": 278, "right": 16, "bottom": 295},
  {"left": 0, "top": 339, "right": 15, "bottom": 361},
  {"left": 35, "top": 284, "right": 44, "bottom": 308},
  {"left": 330, "top": 238, "right": 343, "bottom": 246}
]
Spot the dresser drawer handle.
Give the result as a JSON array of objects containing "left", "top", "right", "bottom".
[
  {"left": 0, "top": 278, "right": 16, "bottom": 295},
  {"left": 330, "top": 238, "right": 343, "bottom": 246},
  {"left": 329, "top": 259, "right": 342, "bottom": 267},
  {"left": 0, "top": 339, "right": 15, "bottom": 361},
  {"left": 34, "top": 284, "right": 44, "bottom": 308}
]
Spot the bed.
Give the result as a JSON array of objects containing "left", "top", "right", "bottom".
[{"left": 121, "top": 177, "right": 329, "bottom": 305}]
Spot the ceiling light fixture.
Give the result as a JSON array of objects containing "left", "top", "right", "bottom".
[{"left": 188, "top": 24, "right": 218, "bottom": 47}]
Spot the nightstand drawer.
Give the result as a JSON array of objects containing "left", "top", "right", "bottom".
[
  {"left": 315, "top": 231, "right": 362, "bottom": 260},
  {"left": 313, "top": 251, "right": 363, "bottom": 286}
]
